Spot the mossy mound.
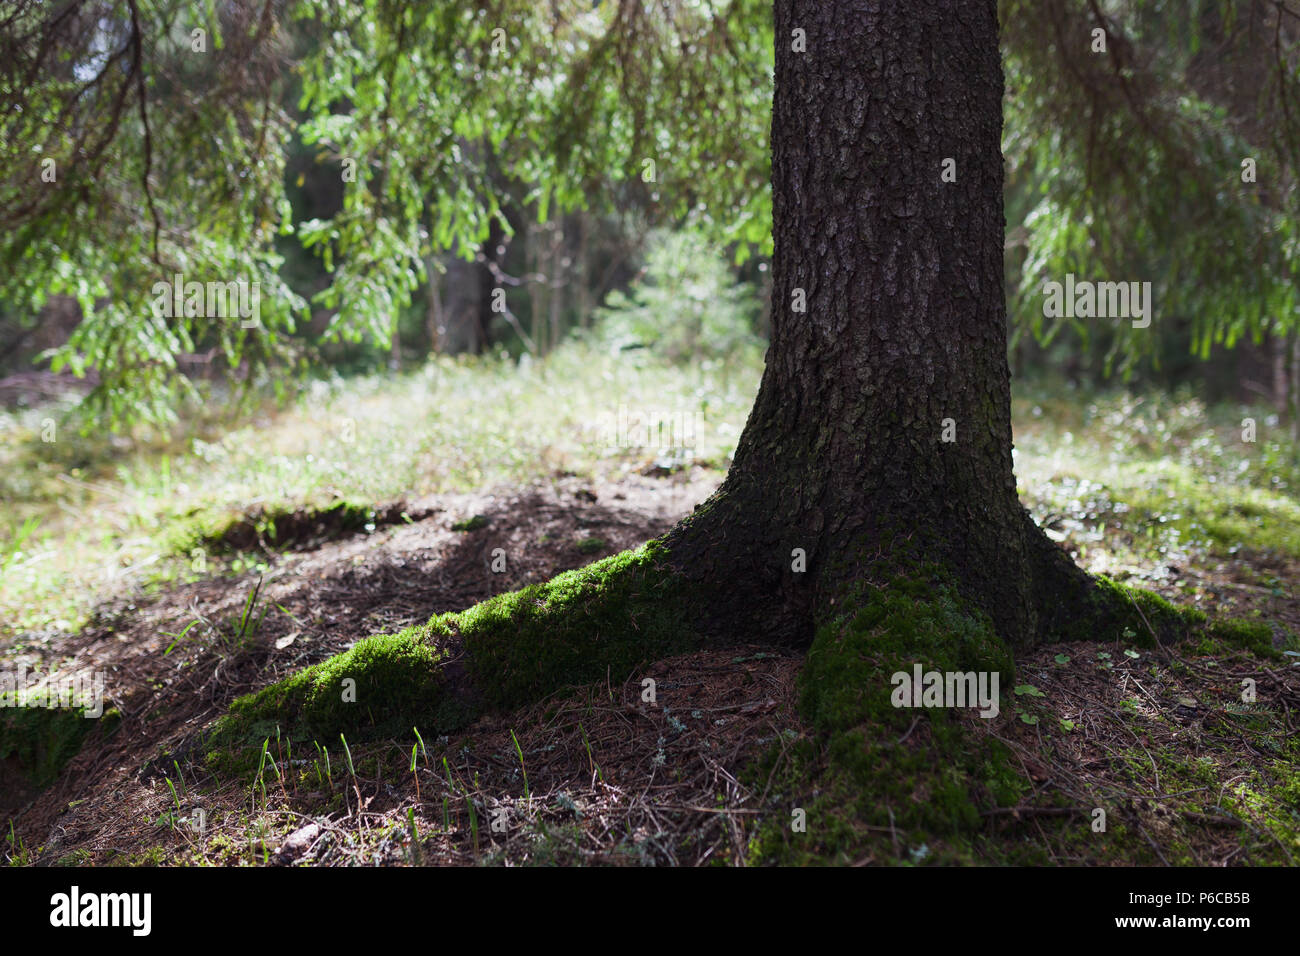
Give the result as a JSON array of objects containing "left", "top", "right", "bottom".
[
  {"left": 1062, "top": 575, "right": 1205, "bottom": 646},
  {"left": 746, "top": 566, "right": 1288, "bottom": 864},
  {"left": 748, "top": 570, "right": 1023, "bottom": 864},
  {"left": 0, "top": 702, "right": 118, "bottom": 794},
  {"left": 1199, "top": 617, "right": 1280, "bottom": 658},
  {"left": 450, "top": 514, "right": 490, "bottom": 532},
  {"left": 181, "top": 500, "right": 406, "bottom": 555},
  {"left": 208, "top": 542, "right": 699, "bottom": 763},
  {"left": 1067, "top": 575, "right": 1282, "bottom": 659}
]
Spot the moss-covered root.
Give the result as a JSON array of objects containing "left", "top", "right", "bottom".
[
  {"left": 1048, "top": 572, "right": 1282, "bottom": 657},
  {"left": 209, "top": 542, "right": 701, "bottom": 754},
  {"left": 745, "top": 562, "right": 1285, "bottom": 865},
  {"left": 1022, "top": 506, "right": 1275, "bottom": 652},
  {"left": 749, "top": 571, "right": 1023, "bottom": 865}
]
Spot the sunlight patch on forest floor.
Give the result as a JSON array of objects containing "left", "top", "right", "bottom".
[{"left": 0, "top": 344, "right": 759, "bottom": 639}]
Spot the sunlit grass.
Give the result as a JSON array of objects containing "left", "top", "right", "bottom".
[
  {"left": 1014, "top": 384, "right": 1300, "bottom": 576},
  {"left": 0, "top": 342, "right": 763, "bottom": 639}
]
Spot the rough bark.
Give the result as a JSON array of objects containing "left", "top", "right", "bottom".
[{"left": 665, "top": 0, "right": 1095, "bottom": 648}]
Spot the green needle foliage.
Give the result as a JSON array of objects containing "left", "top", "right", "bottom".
[{"left": 2, "top": 0, "right": 1296, "bottom": 423}]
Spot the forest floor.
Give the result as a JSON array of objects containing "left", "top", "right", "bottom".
[{"left": 3, "top": 352, "right": 1300, "bottom": 865}]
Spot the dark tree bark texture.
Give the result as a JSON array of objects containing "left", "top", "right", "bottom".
[{"left": 666, "top": 0, "right": 1095, "bottom": 647}]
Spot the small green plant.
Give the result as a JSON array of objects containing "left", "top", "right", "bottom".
[
  {"left": 233, "top": 575, "right": 271, "bottom": 646},
  {"left": 410, "top": 742, "right": 421, "bottom": 802},
  {"left": 464, "top": 785, "right": 479, "bottom": 855},
  {"left": 1, "top": 516, "right": 41, "bottom": 578},
  {"left": 340, "top": 732, "right": 362, "bottom": 814},
  {"left": 407, "top": 806, "right": 421, "bottom": 866},
  {"left": 1013, "top": 684, "right": 1045, "bottom": 726},
  {"left": 579, "top": 722, "right": 603, "bottom": 784},
  {"left": 161, "top": 619, "right": 201, "bottom": 656},
  {"left": 510, "top": 729, "right": 530, "bottom": 803},
  {"left": 340, "top": 733, "right": 355, "bottom": 778},
  {"left": 6, "top": 821, "right": 31, "bottom": 866}
]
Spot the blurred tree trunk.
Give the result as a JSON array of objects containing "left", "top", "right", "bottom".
[
  {"left": 527, "top": 222, "right": 546, "bottom": 355},
  {"left": 577, "top": 213, "right": 592, "bottom": 329},
  {"left": 548, "top": 221, "right": 565, "bottom": 352},
  {"left": 441, "top": 253, "right": 483, "bottom": 354},
  {"left": 425, "top": 257, "right": 444, "bottom": 355},
  {"left": 1271, "top": 329, "right": 1288, "bottom": 415},
  {"left": 1292, "top": 334, "right": 1300, "bottom": 444}
]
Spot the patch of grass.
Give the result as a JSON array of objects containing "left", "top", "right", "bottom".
[{"left": 1014, "top": 386, "right": 1300, "bottom": 570}]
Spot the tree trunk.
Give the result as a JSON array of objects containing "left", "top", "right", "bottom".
[
  {"left": 548, "top": 221, "right": 564, "bottom": 353},
  {"left": 527, "top": 221, "right": 546, "bottom": 355},
  {"left": 665, "top": 0, "right": 1093, "bottom": 648},
  {"left": 425, "top": 255, "right": 444, "bottom": 355}
]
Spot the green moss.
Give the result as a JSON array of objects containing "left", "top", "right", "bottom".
[
  {"left": 0, "top": 705, "right": 98, "bottom": 788},
  {"left": 180, "top": 500, "right": 382, "bottom": 554},
  {"left": 212, "top": 630, "right": 448, "bottom": 749},
  {"left": 1204, "top": 617, "right": 1279, "bottom": 658},
  {"left": 440, "top": 541, "right": 698, "bottom": 712},
  {"left": 451, "top": 514, "right": 489, "bottom": 532},
  {"left": 800, "top": 581, "right": 1014, "bottom": 735},
  {"left": 747, "top": 571, "right": 1023, "bottom": 865},
  {"left": 1060, "top": 576, "right": 1205, "bottom": 647},
  {"left": 1104, "top": 744, "right": 1300, "bottom": 864},
  {"left": 573, "top": 537, "right": 607, "bottom": 555},
  {"left": 1052, "top": 573, "right": 1286, "bottom": 663},
  {"left": 209, "top": 541, "right": 699, "bottom": 764}
]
